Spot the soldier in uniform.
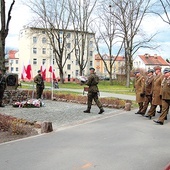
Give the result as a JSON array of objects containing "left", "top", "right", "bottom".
[
  {"left": 83, "top": 67, "right": 104, "bottom": 114},
  {"left": 153, "top": 68, "right": 170, "bottom": 125},
  {"left": 134, "top": 71, "right": 145, "bottom": 114},
  {"left": 34, "top": 70, "right": 45, "bottom": 99},
  {"left": 0, "top": 68, "right": 6, "bottom": 107},
  {"left": 145, "top": 65, "right": 164, "bottom": 119},
  {"left": 139, "top": 69, "right": 154, "bottom": 116}
]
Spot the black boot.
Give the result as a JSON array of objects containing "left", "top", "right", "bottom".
[
  {"left": 84, "top": 108, "right": 90, "bottom": 113},
  {"left": 98, "top": 108, "right": 104, "bottom": 114}
]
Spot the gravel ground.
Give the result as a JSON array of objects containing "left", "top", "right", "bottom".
[{"left": 0, "top": 99, "right": 123, "bottom": 131}]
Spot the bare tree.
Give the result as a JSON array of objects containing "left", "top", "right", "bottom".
[
  {"left": 152, "top": 0, "right": 170, "bottom": 25},
  {"left": 94, "top": 3, "right": 124, "bottom": 85},
  {"left": 111, "top": 0, "right": 156, "bottom": 87},
  {"left": 68, "top": 0, "right": 97, "bottom": 76},
  {"left": 26, "top": 0, "right": 73, "bottom": 83},
  {"left": 0, "top": 0, "right": 15, "bottom": 73}
]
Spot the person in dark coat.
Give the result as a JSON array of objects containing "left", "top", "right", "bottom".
[
  {"left": 153, "top": 68, "right": 170, "bottom": 125},
  {"left": 134, "top": 71, "right": 145, "bottom": 114},
  {"left": 34, "top": 70, "right": 45, "bottom": 99},
  {"left": 83, "top": 67, "right": 104, "bottom": 114},
  {"left": 0, "top": 68, "right": 6, "bottom": 107}
]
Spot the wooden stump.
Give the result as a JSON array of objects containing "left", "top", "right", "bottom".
[
  {"left": 124, "top": 103, "right": 131, "bottom": 111},
  {"left": 41, "top": 122, "right": 53, "bottom": 133}
]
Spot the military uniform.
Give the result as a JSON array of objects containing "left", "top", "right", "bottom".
[
  {"left": 0, "top": 70, "right": 6, "bottom": 107},
  {"left": 134, "top": 71, "right": 145, "bottom": 114},
  {"left": 153, "top": 68, "right": 170, "bottom": 125},
  {"left": 34, "top": 71, "right": 45, "bottom": 99},
  {"left": 140, "top": 70, "right": 154, "bottom": 115},
  {"left": 147, "top": 69, "right": 164, "bottom": 117},
  {"left": 84, "top": 68, "right": 104, "bottom": 114}
]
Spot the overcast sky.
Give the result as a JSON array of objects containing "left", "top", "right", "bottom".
[{"left": 5, "top": 0, "right": 170, "bottom": 60}]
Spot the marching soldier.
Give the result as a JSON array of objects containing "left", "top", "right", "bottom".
[
  {"left": 34, "top": 70, "right": 45, "bottom": 99},
  {"left": 153, "top": 68, "right": 170, "bottom": 125},
  {"left": 0, "top": 68, "right": 6, "bottom": 107},
  {"left": 139, "top": 69, "right": 154, "bottom": 116},
  {"left": 145, "top": 65, "right": 164, "bottom": 119},
  {"left": 83, "top": 67, "right": 104, "bottom": 114},
  {"left": 134, "top": 71, "right": 145, "bottom": 114}
]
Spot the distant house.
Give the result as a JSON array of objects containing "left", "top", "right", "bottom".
[
  {"left": 133, "top": 54, "right": 170, "bottom": 71},
  {"left": 94, "top": 54, "right": 125, "bottom": 79}
]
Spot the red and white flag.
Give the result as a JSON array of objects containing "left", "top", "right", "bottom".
[
  {"left": 21, "top": 65, "right": 27, "bottom": 80},
  {"left": 40, "top": 64, "right": 46, "bottom": 80},
  {"left": 26, "top": 63, "right": 32, "bottom": 80},
  {"left": 49, "top": 65, "right": 56, "bottom": 79}
]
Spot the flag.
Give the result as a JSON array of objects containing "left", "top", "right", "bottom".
[
  {"left": 40, "top": 64, "right": 46, "bottom": 80},
  {"left": 49, "top": 65, "right": 56, "bottom": 79},
  {"left": 26, "top": 64, "right": 32, "bottom": 80},
  {"left": 21, "top": 65, "right": 27, "bottom": 80}
]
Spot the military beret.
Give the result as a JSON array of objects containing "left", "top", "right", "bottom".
[
  {"left": 163, "top": 68, "right": 170, "bottom": 74},
  {"left": 154, "top": 65, "right": 162, "bottom": 70},
  {"left": 134, "top": 71, "right": 140, "bottom": 75},
  {"left": 89, "top": 67, "right": 95, "bottom": 71},
  {"left": 37, "top": 70, "right": 41, "bottom": 73},
  {"left": 147, "top": 69, "right": 154, "bottom": 73}
]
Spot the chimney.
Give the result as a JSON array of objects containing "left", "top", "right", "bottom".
[{"left": 154, "top": 54, "right": 157, "bottom": 59}]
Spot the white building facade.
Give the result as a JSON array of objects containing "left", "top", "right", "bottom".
[{"left": 18, "top": 27, "right": 95, "bottom": 81}]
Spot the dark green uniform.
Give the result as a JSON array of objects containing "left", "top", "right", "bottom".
[
  {"left": 34, "top": 74, "right": 44, "bottom": 99},
  {"left": 0, "top": 73, "right": 6, "bottom": 107},
  {"left": 84, "top": 73, "right": 104, "bottom": 114}
]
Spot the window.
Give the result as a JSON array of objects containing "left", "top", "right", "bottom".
[
  {"left": 11, "top": 67, "right": 14, "bottom": 72},
  {"left": 89, "top": 41, "right": 93, "bottom": 47},
  {"left": 89, "top": 51, "right": 93, "bottom": 56},
  {"left": 76, "top": 59, "right": 78, "bottom": 65},
  {"left": 67, "top": 32, "right": 71, "bottom": 38},
  {"left": 42, "top": 48, "right": 46, "bottom": 54},
  {"left": 67, "top": 64, "right": 71, "bottom": 70},
  {"left": 67, "top": 43, "right": 71, "bottom": 49},
  {"left": 42, "top": 30, "right": 45, "bottom": 34},
  {"left": 59, "top": 37, "right": 62, "bottom": 43},
  {"left": 33, "top": 48, "right": 37, "bottom": 54},
  {"left": 16, "top": 67, "right": 18, "bottom": 71},
  {"left": 33, "top": 58, "right": 37, "bottom": 65},
  {"left": 75, "top": 49, "right": 79, "bottom": 55},
  {"left": 42, "top": 59, "right": 46, "bottom": 64},
  {"left": 59, "top": 31, "right": 63, "bottom": 34},
  {"left": 42, "top": 37, "right": 46, "bottom": 44},
  {"left": 76, "top": 70, "right": 79, "bottom": 76},
  {"left": 33, "top": 37, "right": 37, "bottom": 43},
  {"left": 67, "top": 53, "right": 71, "bottom": 60},
  {"left": 90, "top": 61, "right": 93, "bottom": 66}
]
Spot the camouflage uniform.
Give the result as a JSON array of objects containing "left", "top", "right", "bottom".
[
  {"left": 153, "top": 68, "right": 170, "bottom": 125},
  {"left": 0, "top": 72, "right": 6, "bottom": 107},
  {"left": 84, "top": 72, "right": 104, "bottom": 114},
  {"left": 34, "top": 73, "right": 44, "bottom": 99}
]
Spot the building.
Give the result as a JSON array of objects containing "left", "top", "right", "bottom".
[
  {"left": 94, "top": 54, "right": 125, "bottom": 79},
  {"left": 133, "top": 54, "right": 170, "bottom": 71},
  {"left": 5, "top": 50, "right": 19, "bottom": 74},
  {"left": 18, "top": 27, "right": 95, "bottom": 81}
]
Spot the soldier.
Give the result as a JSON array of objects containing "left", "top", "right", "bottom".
[
  {"left": 134, "top": 71, "right": 145, "bottom": 114},
  {"left": 153, "top": 68, "right": 170, "bottom": 125},
  {"left": 139, "top": 69, "right": 154, "bottom": 116},
  {"left": 145, "top": 65, "right": 164, "bottom": 119},
  {"left": 83, "top": 67, "right": 104, "bottom": 114},
  {"left": 0, "top": 68, "right": 6, "bottom": 107},
  {"left": 34, "top": 70, "right": 45, "bottom": 99}
]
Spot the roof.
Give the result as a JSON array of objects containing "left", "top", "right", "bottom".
[{"left": 139, "top": 54, "right": 169, "bottom": 66}]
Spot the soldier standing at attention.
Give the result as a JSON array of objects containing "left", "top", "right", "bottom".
[
  {"left": 153, "top": 68, "right": 170, "bottom": 125},
  {"left": 134, "top": 71, "right": 145, "bottom": 114},
  {"left": 145, "top": 66, "right": 164, "bottom": 119},
  {"left": 0, "top": 68, "right": 6, "bottom": 107},
  {"left": 34, "top": 70, "right": 45, "bottom": 99},
  {"left": 139, "top": 69, "right": 154, "bottom": 116},
  {"left": 83, "top": 67, "right": 104, "bottom": 114}
]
